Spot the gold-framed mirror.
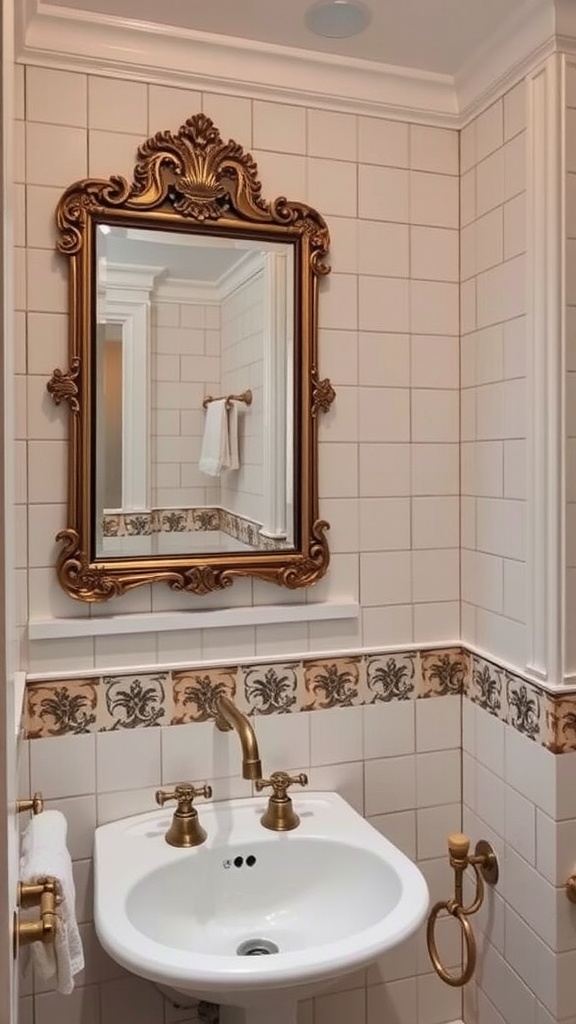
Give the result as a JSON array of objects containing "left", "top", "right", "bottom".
[{"left": 47, "top": 114, "right": 335, "bottom": 602}]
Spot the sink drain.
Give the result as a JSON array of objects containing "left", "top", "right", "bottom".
[{"left": 236, "top": 938, "right": 279, "bottom": 956}]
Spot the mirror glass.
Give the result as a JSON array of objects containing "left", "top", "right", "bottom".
[{"left": 95, "top": 225, "right": 294, "bottom": 558}]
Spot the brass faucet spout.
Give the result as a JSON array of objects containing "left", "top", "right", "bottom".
[{"left": 215, "top": 696, "right": 262, "bottom": 780}]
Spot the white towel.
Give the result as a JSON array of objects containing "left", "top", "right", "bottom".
[
  {"left": 199, "top": 399, "right": 240, "bottom": 476},
  {"left": 20, "top": 810, "right": 84, "bottom": 994},
  {"left": 226, "top": 400, "right": 240, "bottom": 471}
]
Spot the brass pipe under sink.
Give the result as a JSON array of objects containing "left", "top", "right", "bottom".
[{"left": 215, "top": 696, "right": 262, "bottom": 780}]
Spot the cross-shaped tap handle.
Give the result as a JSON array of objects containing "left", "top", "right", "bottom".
[
  {"left": 155, "top": 783, "right": 212, "bottom": 808},
  {"left": 255, "top": 771, "right": 308, "bottom": 799}
]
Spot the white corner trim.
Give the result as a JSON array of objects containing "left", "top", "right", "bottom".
[
  {"left": 27, "top": 600, "right": 360, "bottom": 641},
  {"left": 19, "top": 2, "right": 459, "bottom": 123},
  {"left": 457, "top": 0, "right": 554, "bottom": 122},
  {"left": 525, "top": 53, "right": 565, "bottom": 687}
]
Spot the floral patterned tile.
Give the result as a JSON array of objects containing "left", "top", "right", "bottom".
[
  {"left": 99, "top": 672, "right": 171, "bottom": 730},
  {"left": 506, "top": 675, "right": 544, "bottom": 743},
  {"left": 25, "top": 679, "right": 99, "bottom": 738},
  {"left": 241, "top": 662, "right": 303, "bottom": 716},
  {"left": 467, "top": 656, "right": 508, "bottom": 720},
  {"left": 171, "top": 667, "right": 241, "bottom": 724},
  {"left": 419, "top": 648, "right": 468, "bottom": 698},
  {"left": 548, "top": 698, "right": 576, "bottom": 753},
  {"left": 302, "top": 657, "right": 366, "bottom": 710},
  {"left": 365, "top": 653, "right": 417, "bottom": 702}
]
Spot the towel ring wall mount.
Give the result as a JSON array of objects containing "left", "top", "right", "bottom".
[{"left": 47, "top": 113, "right": 335, "bottom": 602}]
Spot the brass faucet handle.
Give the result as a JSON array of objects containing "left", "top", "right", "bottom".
[
  {"left": 155, "top": 783, "right": 212, "bottom": 808},
  {"left": 255, "top": 771, "right": 309, "bottom": 798}
]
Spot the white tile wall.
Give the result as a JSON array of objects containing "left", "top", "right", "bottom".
[{"left": 460, "top": 86, "right": 528, "bottom": 670}]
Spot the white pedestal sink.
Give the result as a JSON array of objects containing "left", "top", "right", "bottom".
[{"left": 94, "top": 792, "right": 429, "bottom": 1024}]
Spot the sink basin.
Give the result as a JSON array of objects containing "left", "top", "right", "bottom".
[{"left": 95, "top": 792, "right": 429, "bottom": 1024}]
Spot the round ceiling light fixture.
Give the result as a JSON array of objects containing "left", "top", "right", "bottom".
[{"left": 305, "top": 0, "right": 372, "bottom": 39}]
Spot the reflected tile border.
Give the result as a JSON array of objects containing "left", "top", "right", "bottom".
[{"left": 21, "top": 644, "right": 576, "bottom": 753}]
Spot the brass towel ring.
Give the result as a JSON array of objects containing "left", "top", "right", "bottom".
[
  {"left": 427, "top": 899, "right": 477, "bottom": 987},
  {"left": 426, "top": 833, "right": 498, "bottom": 988}
]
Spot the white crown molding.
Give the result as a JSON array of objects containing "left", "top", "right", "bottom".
[
  {"left": 458, "top": 0, "right": 555, "bottom": 124},
  {"left": 18, "top": 1, "right": 459, "bottom": 124}
]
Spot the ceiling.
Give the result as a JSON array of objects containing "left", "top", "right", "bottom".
[{"left": 46, "top": 0, "right": 538, "bottom": 76}]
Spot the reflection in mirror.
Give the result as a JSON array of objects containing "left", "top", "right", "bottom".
[{"left": 95, "top": 226, "right": 294, "bottom": 558}]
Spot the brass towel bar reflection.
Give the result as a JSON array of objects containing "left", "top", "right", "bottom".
[
  {"left": 427, "top": 833, "right": 499, "bottom": 987},
  {"left": 202, "top": 389, "right": 253, "bottom": 410}
]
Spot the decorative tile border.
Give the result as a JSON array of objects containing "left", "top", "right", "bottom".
[
  {"left": 465, "top": 653, "right": 576, "bottom": 753},
  {"left": 23, "top": 646, "right": 576, "bottom": 752},
  {"left": 22, "top": 647, "right": 469, "bottom": 740},
  {"left": 102, "top": 506, "right": 289, "bottom": 550}
]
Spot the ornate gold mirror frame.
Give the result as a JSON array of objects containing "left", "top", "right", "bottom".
[{"left": 48, "top": 114, "right": 335, "bottom": 602}]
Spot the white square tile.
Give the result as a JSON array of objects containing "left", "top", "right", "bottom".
[
  {"left": 359, "top": 164, "right": 409, "bottom": 222},
  {"left": 26, "top": 249, "right": 67, "bottom": 314},
  {"left": 28, "top": 440, "right": 67, "bottom": 503},
  {"left": 96, "top": 728, "right": 161, "bottom": 793},
  {"left": 504, "top": 133, "right": 526, "bottom": 200},
  {"left": 412, "top": 548, "right": 459, "bottom": 603},
  {"left": 359, "top": 333, "right": 410, "bottom": 388},
  {"left": 359, "top": 276, "right": 409, "bottom": 333},
  {"left": 307, "top": 108, "right": 357, "bottom": 160},
  {"left": 410, "top": 280, "right": 459, "bottom": 335},
  {"left": 359, "top": 443, "right": 411, "bottom": 497},
  {"left": 410, "top": 225, "right": 458, "bottom": 282},
  {"left": 315, "top": 986, "right": 365, "bottom": 1024},
  {"left": 416, "top": 749, "right": 460, "bottom": 807},
  {"left": 504, "top": 81, "right": 526, "bottom": 141},
  {"left": 326, "top": 216, "right": 358, "bottom": 274},
  {"left": 358, "top": 117, "right": 409, "bottom": 167},
  {"left": 367, "top": 979, "right": 417, "bottom": 1024},
  {"left": 364, "top": 754, "right": 416, "bottom": 816},
  {"left": 30, "top": 735, "right": 95, "bottom": 799},
  {"left": 476, "top": 148, "right": 505, "bottom": 218},
  {"left": 319, "top": 273, "right": 358, "bottom": 330},
  {"left": 410, "top": 335, "right": 458, "bottom": 389},
  {"left": 461, "top": 167, "right": 476, "bottom": 225},
  {"left": 413, "top": 602, "right": 459, "bottom": 643},
  {"left": 202, "top": 94, "right": 252, "bottom": 145},
  {"left": 358, "top": 220, "right": 409, "bottom": 277},
  {"left": 362, "top": 604, "right": 414, "bottom": 648},
  {"left": 360, "top": 551, "right": 412, "bottom": 606},
  {"left": 416, "top": 695, "right": 461, "bottom": 752},
  {"left": 319, "top": 329, "right": 359, "bottom": 385},
  {"left": 417, "top": 801, "right": 461, "bottom": 860},
  {"left": 412, "top": 496, "right": 459, "bottom": 549},
  {"left": 88, "top": 129, "right": 141, "bottom": 180},
  {"left": 359, "top": 497, "right": 411, "bottom": 551},
  {"left": 44, "top": 795, "right": 97, "bottom": 860},
  {"left": 411, "top": 388, "right": 459, "bottom": 442},
  {"left": 363, "top": 700, "right": 415, "bottom": 759},
  {"left": 310, "top": 706, "right": 363, "bottom": 766},
  {"left": 26, "top": 122, "right": 87, "bottom": 187},
  {"left": 26, "top": 67, "right": 87, "bottom": 127},
  {"left": 319, "top": 442, "right": 358, "bottom": 498},
  {"left": 476, "top": 207, "right": 504, "bottom": 274},
  {"left": 410, "top": 171, "right": 458, "bottom": 228},
  {"left": 252, "top": 712, "right": 311, "bottom": 772},
  {"left": 411, "top": 443, "right": 459, "bottom": 495},
  {"left": 410, "top": 125, "right": 458, "bottom": 175},
  {"left": 359, "top": 387, "right": 409, "bottom": 442},
  {"left": 319, "top": 385, "right": 358, "bottom": 442},
  {"left": 26, "top": 185, "right": 62, "bottom": 250},
  {"left": 253, "top": 150, "right": 307, "bottom": 202},
  {"left": 308, "top": 157, "right": 357, "bottom": 217},
  {"left": 504, "top": 193, "right": 526, "bottom": 260},
  {"left": 476, "top": 99, "right": 504, "bottom": 163},
  {"left": 148, "top": 86, "right": 201, "bottom": 135},
  {"left": 253, "top": 100, "right": 306, "bottom": 154},
  {"left": 505, "top": 783, "right": 536, "bottom": 863},
  {"left": 88, "top": 76, "right": 147, "bottom": 134},
  {"left": 307, "top": 760, "right": 364, "bottom": 814}
]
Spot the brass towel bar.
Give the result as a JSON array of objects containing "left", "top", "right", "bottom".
[
  {"left": 16, "top": 792, "right": 44, "bottom": 816},
  {"left": 14, "top": 877, "right": 59, "bottom": 954},
  {"left": 202, "top": 389, "right": 253, "bottom": 410}
]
